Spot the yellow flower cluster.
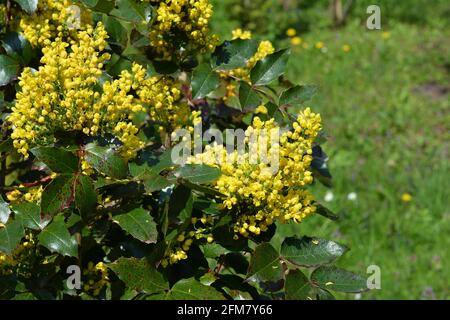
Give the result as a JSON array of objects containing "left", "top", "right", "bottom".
[
  {"left": 189, "top": 108, "right": 322, "bottom": 237},
  {"left": 145, "top": 0, "right": 219, "bottom": 59},
  {"left": 82, "top": 261, "right": 110, "bottom": 296},
  {"left": 6, "top": 185, "right": 44, "bottom": 203},
  {"left": 231, "top": 28, "right": 252, "bottom": 40},
  {"left": 8, "top": 23, "right": 145, "bottom": 160},
  {"left": 129, "top": 63, "right": 197, "bottom": 132},
  {"left": 0, "top": 233, "right": 36, "bottom": 277},
  {"left": 161, "top": 214, "right": 214, "bottom": 267},
  {"left": 19, "top": 0, "right": 91, "bottom": 46}
]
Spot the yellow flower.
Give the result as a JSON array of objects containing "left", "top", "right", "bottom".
[
  {"left": 315, "top": 41, "right": 324, "bottom": 49},
  {"left": 255, "top": 105, "right": 268, "bottom": 114},
  {"left": 286, "top": 28, "right": 297, "bottom": 37},
  {"left": 302, "top": 42, "right": 309, "bottom": 49},
  {"left": 382, "top": 31, "right": 391, "bottom": 39},
  {"left": 291, "top": 36, "right": 302, "bottom": 46},
  {"left": 232, "top": 28, "right": 252, "bottom": 40},
  {"left": 401, "top": 193, "right": 413, "bottom": 202},
  {"left": 342, "top": 44, "right": 351, "bottom": 52}
]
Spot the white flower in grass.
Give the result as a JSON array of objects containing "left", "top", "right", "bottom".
[
  {"left": 324, "top": 191, "right": 334, "bottom": 202},
  {"left": 347, "top": 192, "right": 357, "bottom": 201}
]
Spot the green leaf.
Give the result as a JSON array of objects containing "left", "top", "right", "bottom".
[
  {"left": 0, "top": 220, "right": 24, "bottom": 255},
  {"left": 175, "top": 164, "right": 221, "bottom": 184},
  {"left": 285, "top": 269, "right": 313, "bottom": 300},
  {"left": 31, "top": 146, "right": 79, "bottom": 173},
  {"left": 40, "top": 175, "right": 76, "bottom": 217},
  {"left": 311, "top": 266, "right": 368, "bottom": 293},
  {"left": 250, "top": 49, "right": 290, "bottom": 86},
  {"left": 129, "top": 148, "right": 175, "bottom": 178},
  {"left": 84, "top": 143, "right": 128, "bottom": 179},
  {"left": 316, "top": 288, "right": 336, "bottom": 300},
  {"left": 141, "top": 173, "right": 173, "bottom": 193},
  {"left": 110, "top": 0, "right": 151, "bottom": 23},
  {"left": 14, "top": 0, "right": 38, "bottom": 14},
  {"left": 168, "top": 278, "right": 225, "bottom": 300},
  {"left": 239, "top": 82, "right": 261, "bottom": 110},
  {"left": 280, "top": 85, "right": 318, "bottom": 106},
  {"left": 12, "top": 202, "right": 49, "bottom": 230},
  {"left": 37, "top": 215, "right": 78, "bottom": 257},
  {"left": 0, "top": 195, "right": 11, "bottom": 224},
  {"left": 74, "top": 175, "right": 97, "bottom": 220},
  {"left": 101, "top": 15, "right": 130, "bottom": 48},
  {"left": 113, "top": 208, "right": 157, "bottom": 243},
  {"left": 213, "top": 39, "right": 259, "bottom": 70},
  {"left": 316, "top": 204, "right": 339, "bottom": 221},
  {"left": 191, "top": 63, "right": 219, "bottom": 100},
  {"left": 109, "top": 257, "right": 168, "bottom": 294},
  {"left": 81, "top": 0, "right": 115, "bottom": 13},
  {"left": 2, "top": 32, "right": 33, "bottom": 65},
  {"left": 0, "top": 55, "right": 20, "bottom": 86},
  {"left": 280, "top": 236, "right": 347, "bottom": 267},
  {"left": 247, "top": 242, "right": 283, "bottom": 282}
]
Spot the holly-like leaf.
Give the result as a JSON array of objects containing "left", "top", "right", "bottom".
[
  {"left": 175, "top": 164, "right": 221, "bottom": 185},
  {"left": 284, "top": 269, "right": 312, "bottom": 300},
  {"left": 0, "top": 55, "right": 20, "bottom": 86},
  {"left": 191, "top": 63, "right": 219, "bottom": 100},
  {"left": 113, "top": 208, "right": 157, "bottom": 243},
  {"left": 213, "top": 39, "right": 259, "bottom": 70},
  {"left": 12, "top": 202, "right": 49, "bottom": 230},
  {"left": 0, "top": 220, "right": 24, "bottom": 255},
  {"left": 110, "top": 0, "right": 151, "bottom": 23},
  {"left": 31, "top": 146, "right": 79, "bottom": 173},
  {"left": 40, "top": 175, "right": 76, "bottom": 217},
  {"left": 247, "top": 242, "right": 283, "bottom": 282},
  {"left": 14, "top": 0, "right": 38, "bottom": 14},
  {"left": 84, "top": 143, "right": 128, "bottom": 179},
  {"left": 250, "top": 49, "right": 290, "bottom": 86},
  {"left": 141, "top": 173, "right": 173, "bottom": 193},
  {"left": 37, "top": 215, "right": 78, "bottom": 257},
  {"left": 311, "top": 266, "right": 368, "bottom": 293},
  {"left": 0, "top": 195, "right": 11, "bottom": 224},
  {"left": 280, "top": 85, "right": 318, "bottom": 106},
  {"left": 281, "top": 236, "right": 347, "bottom": 267},
  {"left": 2, "top": 32, "right": 33, "bottom": 65},
  {"left": 168, "top": 278, "right": 225, "bottom": 300},
  {"left": 109, "top": 257, "right": 168, "bottom": 294},
  {"left": 74, "top": 175, "right": 97, "bottom": 220},
  {"left": 239, "top": 82, "right": 261, "bottom": 111}
]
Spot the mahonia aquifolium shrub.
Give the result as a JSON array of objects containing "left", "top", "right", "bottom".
[{"left": 0, "top": 0, "right": 368, "bottom": 300}]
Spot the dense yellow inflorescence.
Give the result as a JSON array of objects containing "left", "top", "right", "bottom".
[
  {"left": 142, "top": 0, "right": 218, "bottom": 59},
  {"left": 20, "top": 0, "right": 91, "bottom": 46},
  {"left": 8, "top": 23, "right": 145, "bottom": 160},
  {"left": 189, "top": 108, "right": 322, "bottom": 237}
]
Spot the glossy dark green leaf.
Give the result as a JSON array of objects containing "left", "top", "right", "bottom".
[
  {"left": 316, "top": 204, "right": 339, "bottom": 221},
  {"left": 40, "top": 175, "right": 76, "bottom": 217},
  {"left": 110, "top": 0, "right": 151, "bottom": 23},
  {"left": 285, "top": 269, "right": 313, "bottom": 300},
  {"left": 129, "top": 148, "right": 175, "bottom": 178},
  {"left": 239, "top": 81, "right": 261, "bottom": 110},
  {"left": 311, "top": 266, "right": 368, "bottom": 293},
  {"left": 37, "top": 215, "right": 78, "bottom": 257},
  {"left": 213, "top": 39, "right": 259, "bottom": 70},
  {"left": 0, "top": 220, "right": 24, "bottom": 255},
  {"left": 0, "top": 195, "right": 11, "bottom": 224},
  {"left": 247, "top": 242, "right": 283, "bottom": 282},
  {"left": 74, "top": 175, "right": 97, "bottom": 220},
  {"left": 109, "top": 257, "right": 168, "bottom": 294},
  {"left": 281, "top": 236, "right": 347, "bottom": 267},
  {"left": 14, "top": 0, "right": 38, "bottom": 14},
  {"left": 84, "top": 143, "right": 128, "bottom": 179},
  {"left": 2, "top": 32, "right": 33, "bottom": 65},
  {"left": 280, "top": 85, "right": 318, "bottom": 106},
  {"left": 250, "top": 49, "right": 290, "bottom": 86},
  {"left": 175, "top": 164, "right": 221, "bottom": 184},
  {"left": 113, "top": 208, "right": 157, "bottom": 243},
  {"left": 81, "top": 0, "right": 115, "bottom": 13},
  {"left": 102, "top": 15, "right": 129, "bottom": 47},
  {"left": 31, "top": 146, "right": 78, "bottom": 173},
  {"left": 191, "top": 63, "right": 220, "bottom": 100},
  {"left": 0, "top": 55, "right": 20, "bottom": 86},
  {"left": 316, "top": 288, "right": 336, "bottom": 300},
  {"left": 168, "top": 278, "right": 225, "bottom": 300},
  {"left": 141, "top": 173, "right": 173, "bottom": 193},
  {"left": 12, "top": 202, "right": 49, "bottom": 230}
]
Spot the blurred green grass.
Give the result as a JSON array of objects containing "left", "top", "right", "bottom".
[{"left": 211, "top": 3, "right": 449, "bottom": 299}]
